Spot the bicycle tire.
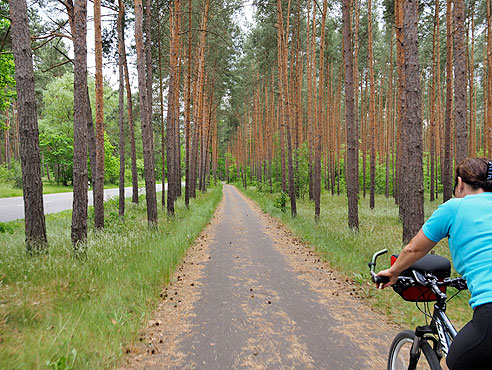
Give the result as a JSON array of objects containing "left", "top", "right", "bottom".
[{"left": 387, "top": 330, "right": 442, "bottom": 370}]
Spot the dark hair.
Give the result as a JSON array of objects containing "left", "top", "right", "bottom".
[{"left": 455, "top": 157, "right": 492, "bottom": 193}]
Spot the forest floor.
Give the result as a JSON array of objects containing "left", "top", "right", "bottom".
[{"left": 120, "top": 184, "right": 401, "bottom": 369}]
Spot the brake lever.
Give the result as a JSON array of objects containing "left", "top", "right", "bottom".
[
  {"left": 451, "top": 277, "right": 468, "bottom": 291},
  {"left": 458, "top": 279, "right": 468, "bottom": 291},
  {"left": 412, "top": 270, "right": 427, "bottom": 285}
]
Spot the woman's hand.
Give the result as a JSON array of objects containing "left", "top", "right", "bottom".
[{"left": 376, "top": 268, "right": 399, "bottom": 289}]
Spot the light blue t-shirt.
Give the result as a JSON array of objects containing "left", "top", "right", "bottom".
[{"left": 422, "top": 192, "right": 492, "bottom": 309}]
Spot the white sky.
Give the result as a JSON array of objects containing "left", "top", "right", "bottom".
[
  {"left": 238, "top": 0, "right": 255, "bottom": 34},
  {"left": 37, "top": 1, "right": 256, "bottom": 88}
]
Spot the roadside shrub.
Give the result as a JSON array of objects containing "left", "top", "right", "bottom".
[
  {"left": 9, "top": 160, "right": 23, "bottom": 188},
  {"left": 274, "top": 191, "right": 287, "bottom": 212},
  {"left": 0, "top": 222, "right": 13, "bottom": 234},
  {"left": 0, "top": 164, "right": 11, "bottom": 182}
]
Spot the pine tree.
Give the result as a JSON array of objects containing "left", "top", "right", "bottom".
[{"left": 9, "top": 0, "right": 47, "bottom": 251}]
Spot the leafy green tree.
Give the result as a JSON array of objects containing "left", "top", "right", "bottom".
[
  {"left": 0, "top": 53, "right": 16, "bottom": 112},
  {"left": 39, "top": 132, "right": 73, "bottom": 185},
  {"left": 39, "top": 72, "right": 74, "bottom": 136},
  {"left": 39, "top": 73, "right": 120, "bottom": 185},
  {"left": 0, "top": 18, "right": 16, "bottom": 113}
]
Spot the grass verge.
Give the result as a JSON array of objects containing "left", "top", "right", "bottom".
[
  {"left": 238, "top": 186, "right": 472, "bottom": 331},
  {"left": 0, "top": 181, "right": 157, "bottom": 198},
  {"left": 0, "top": 183, "right": 222, "bottom": 369},
  {"left": 0, "top": 183, "right": 77, "bottom": 198}
]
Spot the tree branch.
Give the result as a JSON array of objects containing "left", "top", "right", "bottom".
[
  {"left": 54, "top": 46, "right": 74, "bottom": 65},
  {"left": 313, "top": 0, "right": 323, "bottom": 13},
  {"left": 32, "top": 36, "right": 57, "bottom": 51},
  {"left": 32, "top": 32, "right": 73, "bottom": 42},
  {"left": 42, "top": 59, "right": 72, "bottom": 73}
]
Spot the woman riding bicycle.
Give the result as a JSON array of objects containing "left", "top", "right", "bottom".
[{"left": 377, "top": 157, "right": 492, "bottom": 370}]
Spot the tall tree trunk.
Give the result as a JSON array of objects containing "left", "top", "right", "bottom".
[
  {"left": 386, "top": 34, "right": 394, "bottom": 199},
  {"left": 362, "top": 74, "right": 367, "bottom": 197},
  {"left": 306, "top": 0, "right": 314, "bottom": 200},
  {"left": 135, "top": 0, "right": 158, "bottom": 224},
  {"left": 443, "top": 0, "right": 454, "bottom": 202},
  {"left": 117, "top": 0, "right": 125, "bottom": 217},
  {"left": 487, "top": 0, "right": 492, "bottom": 156},
  {"left": 294, "top": 0, "right": 302, "bottom": 196},
  {"left": 278, "top": 99, "right": 287, "bottom": 193},
  {"left": 396, "top": 0, "right": 406, "bottom": 213},
  {"left": 71, "top": 0, "right": 89, "bottom": 246},
  {"left": 94, "top": 0, "right": 105, "bottom": 229},
  {"left": 145, "top": 0, "right": 153, "bottom": 124},
  {"left": 453, "top": 0, "right": 467, "bottom": 164},
  {"left": 430, "top": 0, "right": 439, "bottom": 202},
  {"left": 468, "top": 7, "right": 476, "bottom": 156},
  {"left": 121, "top": 32, "right": 138, "bottom": 204},
  {"left": 157, "top": 0, "right": 165, "bottom": 209},
  {"left": 184, "top": 0, "right": 192, "bottom": 207},
  {"left": 354, "top": 0, "right": 360, "bottom": 197},
  {"left": 10, "top": 0, "right": 47, "bottom": 251},
  {"left": 313, "top": 0, "right": 327, "bottom": 220},
  {"left": 212, "top": 110, "right": 218, "bottom": 184},
  {"left": 174, "top": 22, "right": 182, "bottom": 198},
  {"left": 402, "top": 0, "right": 424, "bottom": 243},
  {"left": 198, "top": 80, "right": 207, "bottom": 192},
  {"left": 86, "top": 87, "right": 96, "bottom": 195},
  {"left": 343, "top": 0, "right": 358, "bottom": 229},
  {"left": 190, "top": 0, "right": 209, "bottom": 199},
  {"left": 200, "top": 87, "right": 214, "bottom": 192},
  {"left": 436, "top": 1, "right": 443, "bottom": 201},
  {"left": 368, "top": 0, "right": 376, "bottom": 209},
  {"left": 12, "top": 104, "right": 19, "bottom": 161},
  {"left": 277, "top": 0, "right": 296, "bottom": 217}
]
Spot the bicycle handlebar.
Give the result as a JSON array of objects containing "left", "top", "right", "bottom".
[
  {"left": 372, "top": 273, "right": 390, "bottom": 285},
  {"left": 396, "top": 275, "right": 467, "bottom": 292},
  {"left": 368, "top": 249, "right": 468, "bottom": 294},
  {"left": 368, "top": 249, "right": 390, "bottom": 284}
]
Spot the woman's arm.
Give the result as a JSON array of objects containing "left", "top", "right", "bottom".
[{"left": 376, "top": 229, "right": 437, "bottom": 288}]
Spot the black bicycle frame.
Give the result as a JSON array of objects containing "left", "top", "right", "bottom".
[{"left": 430, "top": 304, "right": 458, "bottom": 358}]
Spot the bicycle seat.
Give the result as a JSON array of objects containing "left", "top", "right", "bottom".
[
  {"left": 392, "top": 253, "right": 451, "bottom": 278},
  {"left": 391, "top": 254, "right": 451, "bottom": 302}
]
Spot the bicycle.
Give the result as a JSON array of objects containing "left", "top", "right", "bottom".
[{"left": 369, "top": 249, "right": 468, "bottom": 370}]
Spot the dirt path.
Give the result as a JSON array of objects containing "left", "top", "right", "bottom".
[{"left": 120, "top": 185, "right": 399, "bottom": 369}]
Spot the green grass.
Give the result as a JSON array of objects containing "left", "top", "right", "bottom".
[
  {"left": 0, "top": 181, "right": 158, "bottom": 198},
  {"left": 0, "top": 183, "right": 78, "bottom": 198},
  {"left": 0, "top": 184, "right": 222, "bottom": 369},
  {"left": 238, "top": 186, "right": 473, "bottom": 331}
]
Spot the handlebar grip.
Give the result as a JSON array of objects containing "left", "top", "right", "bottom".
[{"left": 373, "top": 275, "right": 390, "bottom": 284}]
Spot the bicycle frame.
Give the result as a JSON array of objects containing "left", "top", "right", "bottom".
[
  {"left": 430, "top": 305, "right": 457, "bottom": 358},
  {"left": 404, "top": 304, "right": 457, "bottom": 370}
]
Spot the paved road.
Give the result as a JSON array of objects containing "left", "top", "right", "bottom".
[
  {"left": 0, "top": 184, "right": 164, "bottom": 222},
  {"left": 122, "top": 185, "right": 397, "bottom": 369}
]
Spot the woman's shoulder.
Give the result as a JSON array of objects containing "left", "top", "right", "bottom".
[{"left": 438, "top": 197, "right": 462, "bottom": 209}]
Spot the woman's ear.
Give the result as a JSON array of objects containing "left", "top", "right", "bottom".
[{"left": 456, "top": 176, "right": 464, "bottom": 197}]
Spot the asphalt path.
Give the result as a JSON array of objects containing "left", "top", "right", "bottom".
[
  {"left": 122, "top": 185, "right": 397, "bottom": 369},
  {"left": 0, "top": 184, "right": 164, "bottom": 222}
]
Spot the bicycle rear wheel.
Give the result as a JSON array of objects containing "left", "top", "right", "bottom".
[{"left": 388, "top": 330, "right": 442, "bottom": 370}]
